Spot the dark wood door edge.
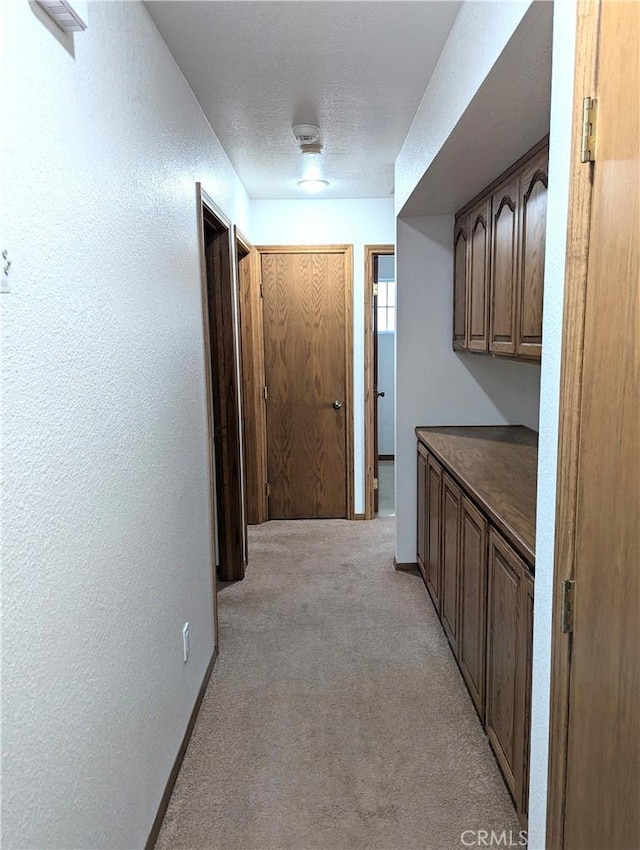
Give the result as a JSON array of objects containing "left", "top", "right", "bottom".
[{"left": 145, "top": 648, "right": 218, "bottom": 850}]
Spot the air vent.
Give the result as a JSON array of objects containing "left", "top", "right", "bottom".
[{"left": 37, "top": 0, "right": 87, "bottom": 33}]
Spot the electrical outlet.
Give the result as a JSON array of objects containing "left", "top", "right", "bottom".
[{"left": 182, "top": 622, "right": 190, "bottom": 663}]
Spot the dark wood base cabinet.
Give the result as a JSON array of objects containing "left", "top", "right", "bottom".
[{"left": 415, "top": 427, "right": 537, "bottom": 827}]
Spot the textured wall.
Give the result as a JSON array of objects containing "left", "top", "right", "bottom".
[
  {"left": 377, "top": 334, "right": 395, "bottom": 457},
  {"left": 1, "top": 2, "right": 248, "bottom": 847},
  {"left": 395, "top": 216, "right": 541, "bottom": 564},
  {"left": 394, "top": 1, "right": 531, "bottom": 214},
  {"left": 528, "top": 2, "right": 577, "bottom": 845},
  {"left": 249, "top": 198, "right": 395, "bottom": 514}
]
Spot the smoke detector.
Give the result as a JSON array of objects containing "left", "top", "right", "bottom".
[{"left": 292, "top": 124, "right": 321, "bottom": 145}]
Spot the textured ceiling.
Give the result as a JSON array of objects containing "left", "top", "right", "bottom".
[{"left": 145, "top": 1, "right": 461, "bottom": 199}]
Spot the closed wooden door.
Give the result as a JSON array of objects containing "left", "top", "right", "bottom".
[
  {"left": 459, "top": 496, "right": 488, "bottom": 721},
  {"left": 516, "top": 147, "right": 548, "bottom": 359},
  {"left": 550, "top": 2, "right": 640, "bottom": 848},
  {"left": 236, "top": 233, "right": 268, "bottom": 525},
  {"left": 490, "top": 175, "right": 519, "bottom": 356},
  {"left": 486, "top": 530, "right": 526, "bottom": 801},
  {"left": 453, "top": 218, "right": 469, "bottom": 350},
  {"left": 261, "top": 248, "right": 352, "bottom": 519},
  {"left": 467, "top": 198, "right": 491, "bottom": 352},
  {"left": 425, "top": 454, "right": 443, "bottom": 613},
  {"left": 441, "top": 473, "right": 461, "bottom": 657}
]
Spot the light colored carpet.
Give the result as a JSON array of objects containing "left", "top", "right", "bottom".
[{"left": 155, "top": 518, "right": 519, "bottom": 850}]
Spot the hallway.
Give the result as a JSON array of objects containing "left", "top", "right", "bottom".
[{"left": 156, "top": 519, "right": 518, "bottom": 849}]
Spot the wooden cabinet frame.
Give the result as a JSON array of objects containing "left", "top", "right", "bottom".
[{"left": 454, "top": 137, "right": 549, "bottom": 363}]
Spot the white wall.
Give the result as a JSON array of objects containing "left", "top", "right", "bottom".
[
  {"left": 377, "top": 333, "right": 395, "bottom": 456},
  {"left": 249, "top": 198, "right": 396, "bottom": 515},
  {"left": 528, "top": 2, "right": 578, "bottom": 846},
  {"left": 395, "top": 0, "right": 531, "bottom": 214},
  {"left": 395, "top": 216, "right": 541, "bottom": 564},
  {"left": 1, "top": 2, "right": 248, "bottom": 848}
]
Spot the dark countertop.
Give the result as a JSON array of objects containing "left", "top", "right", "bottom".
[{"left": 415, "top": 425, "right": 538, "bottom": 567}]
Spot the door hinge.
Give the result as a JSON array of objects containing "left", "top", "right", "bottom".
[
  {"left": 259, "top": 281, "right": 264, "bottom": 298},
  {"left": 263, "top": 385, "right": 268, "bottom": 401},
  {"left": 373, "top": 283, "right": 379, "bottom": 297},
  {"left": 265, "top": 482, "right": 271, "bottom": 497},
  {"left": 561, "top": 579, "right": 576, "bottom": 633},
  {"left": 580, "top": 96, "right": 598, "bottom": 163},
  {"left": 373, "top": 477, "right": 379, "bottom": 491}
]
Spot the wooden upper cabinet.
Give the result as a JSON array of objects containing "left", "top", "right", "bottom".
[
  {"left": 516, "top": 147, "right": 548, "bottom": 360},
  {"left": 490, "top": 175, "right": 520, "bottom": 356},
  {"left": 467, "top": 198, "right": 491, "bottom": 352},
  {"left": 453, "top": 138, "right": 548, "bottom": 363},
  {"left": 453, "top": 218, "right": 469, "bottom": 351}
]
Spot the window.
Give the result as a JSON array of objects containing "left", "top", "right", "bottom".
[{"left": 377, "top": 279, "right": 396, "bottom": 332}]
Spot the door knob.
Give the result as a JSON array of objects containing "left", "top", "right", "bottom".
[
  {"left": 333, "top": 400, "right": 343, "bottom": 410},
  {"left": 375, "top": 390, "right": 386, "bottom": 399}
]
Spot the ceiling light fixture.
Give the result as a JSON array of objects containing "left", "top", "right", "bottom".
[
  {"left": 297, "top": 179, "right": 330, "bottom": 192},
  {"left": 292, "top": 124, "right": 320, "bottom": 145}
]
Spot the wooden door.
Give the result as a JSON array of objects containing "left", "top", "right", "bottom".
[
  {"left": 486, "top": 530, "right": 526, "bottom": 802},
  {"left": 549, "top": 3, "right": 640, "bottom": 847},
  {"left": 441, "top": 473, "right": 461, "bottom": 657},
  {"left": 202, "top": 207, "right": 245, "bottom": 582},
  {"left": 453, "top": 218, "right": 469, "bottom": 350},
  {"left": 467, "top": 198, "right": 491, "bottom": 352},
  {"left": 424, "top": 455, "right": 443, "bottom": 614},
  {"left": 261, "top": 247, "right": 353, "bottom": 519},
  {"left": 373, "top": 256, "right": 379, "bottom": 514},
  {"left": 236, "top": 232, "right": 268, "bottom": 525},
  {"left": 516, "top": 146, "right": 548, "bottom": 359},
  {"left": 489, "top": 175, "right": 519, "bottom": 356},
  {"left": 459, "top": 496, "right": 488, "bottom": 720}
]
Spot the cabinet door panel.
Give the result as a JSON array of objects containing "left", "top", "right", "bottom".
[
  {"left": 486, "top": 532, "right": 522, "bottom": 797},
  {"left": 453, "top": 218, "right": 469, "bottom": 351},
  {"left": 459, "top": 496, "right": 488, "bottom": 720},
  {"left": 517, "top": 147, "right": 548, "bottom": 359},
  {"left": 416, "top": 446, "right": 428, "bottom": 582},
  {"left": 517, "top": 568, "right": 534, "bottom": 827},
  {"left": 490, "top": 176, "right": 520, "bottom": 355},
  {"left": 425, "top": 455, "right": 443, "bottom": 613},
  {"left": 441, "top": 474, "right": 462, "bottom": 658},
  {"left": 467, "top": 198, "right": 491, "bottom": 352}
]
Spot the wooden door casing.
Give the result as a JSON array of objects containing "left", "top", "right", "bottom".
[
  {"left": 363, "top": 245, "right": 394, "bottom": 520},
  {"left": 202, "top": 206, "right": 245, "bottom": 582},
  {"left": 425, "top": 454, "right": 443, "bottom": 614},
  {"left": 459, "top": 496, "right": 488, "bottom": 721},
  {"left": 260, "top": 246, "right": 353, "bottom": 520},
  {"left": 490, "top": 175, "right": 520, "bottom": 356},
  {"left": 516, "top": 147, "right": 548, "bottom": 359},
  {"left": 441, "top": 472, "right": 462, "bottom": 658},
  {"left": 551, "top": 3, "right": 639, "bottom": 848},
  {"left": 467, "top": 198, "right": 491, "bottom": 353}
]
